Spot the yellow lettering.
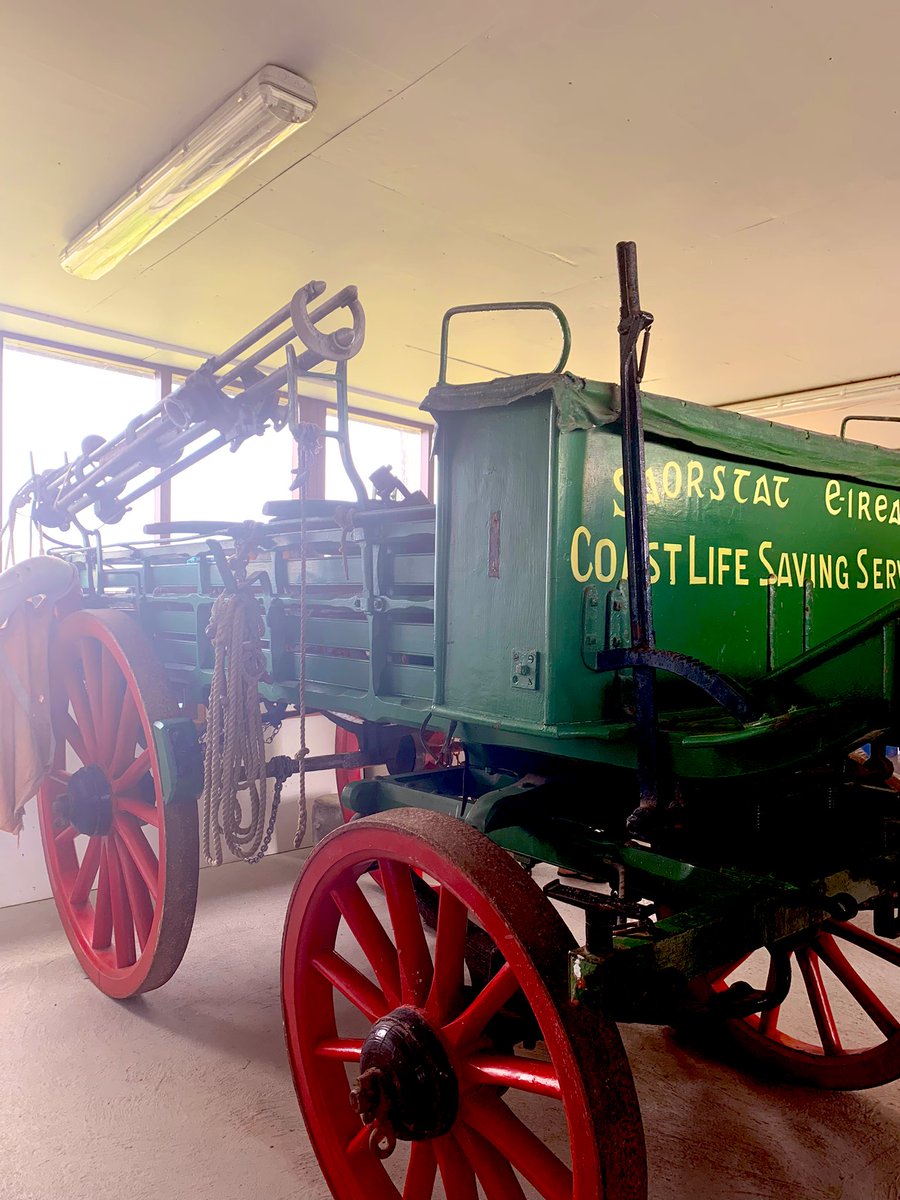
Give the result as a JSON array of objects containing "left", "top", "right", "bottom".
[
  {"left": 836, "top": 556, "right": 849, "bottom": 589},
  {"left": 876, "top": 494, "right": 888, "bottom": 522},
  {"left": 773, "top": 475, "right": 790, "bottom": 508},
  {"left": 776, "top": 553, "right": 793, "bottom": 587},
  {"left": 735, "top": 547, "right": 749, "bottom": 585},
  {"left": 710, "top": 465, "right": 726, "bottom": 502},
  {"left": 646, "top": 468, "right": 661, "bottom": 506},
  {"left": 873, "top": 557, "right": 884, "bottom": 590},
  {"left": 825, "top": 479, "right": 842, "bottom": 516},
  {"left": 662, "top": 543, "right": 681, "bottom": 585},
  {"left": 858, "top": 491, "right": 872, "bottom": 521},
  {"left": 687, "top": 461, "right": 704, "bottom": 499},
  {"left": 857, "top": 548, "right": 869, "bottom": 589},
  {"left": 891, "top": 499, "right": 900, "bottom": 525},
  {"left": 753, "top": 474, "right": 772, "bottom": 506},
  {"left": 613, "top": 468, "right": 625, "bottom": 518},
  {"left": 717, "top": 545, "right": 733, "bottom": 583},
  {"left": 570, "top": 526, "right": 593, "bottom": 582},
  {"left": 648, "top": 542, "right": 660, "bottom": 585},
  {"left": 688, "top": 536, "right": 707, "bottom": 584},
  {"left": 758, "top": 540, "right": 776, "bottom": 583},
  {"left": 887, "top": 560, "right": 898, "bottom": 590},
  {"left": 663, "top": 461, "right": 683, "bottom": 499},
  {"left": 733, "top": 468, "right": 751, "bottom": 503}
]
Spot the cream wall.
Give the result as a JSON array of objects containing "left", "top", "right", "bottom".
[{"left": 764, "top": 396, "right": 900, "bottom": 447}]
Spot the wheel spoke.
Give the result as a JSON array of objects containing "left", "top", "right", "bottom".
[
  {"left": 815, "top": 933, "right": 900, "bottom": 1039},
  {"left": 464, "top": 1053, "right": 561, "bottom": 1100},
  {"left": 91, "top": 843, "right": 113, "bottom": 950},
  {"left": 464, "top": 1091, "right": 573, "bottom": 1200},
  {"left": 434, "top": 1134, "right": 479, "bottom": 1200},
  {"left": 98, "top": 647, "right": 125, "bottom": 765},
  {"left": 110, "top": 689, "right": 141, "bottom": 780},
  {"left": 378, "top": 860, "right": 433, "bottom": 1005},
  {"left": 312, "top": 950, "right": 389, "bottom": 1023},
  {"left": 55, "top": 823, "right": 78, "bottom": 846},
  {"left": 314, "top": 1038, "right": 364, "bottom": 1062},
  {"left": 114, "top": 814, "right": 159, "bottom": 903},
  {"left": 115, "top": 830, "right": 154, "bottom": 952},
  {"left": 106, "top": 838, "right": 136, "bottom": 968},
  {"left": 756, "top": 952, "right": 783, "bottom": 1037},
  {"left": 59, "top": 711, "right": 90, "bottom": 766},
  {"left": 456, "top": 1123, "right": 528, "bottom": 1200},
  {"left": 796, "top": 947, "right": 842, "bottom": 1054},
  {"left": 332, "top": 879, "right": 401, "bottom": 1006},
  {"left": 403, "top": 1140, "right": 438, "bottom": 1200},
  {"left": 69, "top": 836, "right": 102, "bottom": 906},
  {"left": 442, "top": 961, "right": 520, "bottom": 1048},
  {"left": 80, "top": 639, "right": 103, "bottom": 734},
  {"left": 115, "top": 795, "right": 160, "bottom": 827},
  {"left": 830, "top": 920, "right": 900, "bottom": 969},
  {"left": 425, "top": 886, "right": 468, "bottom": 1022},
  {"left": 112, "top": 748, "right": 152, "bottom": 796}
]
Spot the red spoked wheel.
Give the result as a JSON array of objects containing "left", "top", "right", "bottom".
[
  {"left": 37, "top": 610, "right": 199, "bottom": 999},
  {"left": 709, "top": 915, "right": 900, "bottom": 1089},
  {"left": 282, "top": 808, "right": 647, "bottom": 1200}
]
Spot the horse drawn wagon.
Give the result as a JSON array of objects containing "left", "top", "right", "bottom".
[{"left": 2, "top": 244, "right": 898, "bottom": 1198}]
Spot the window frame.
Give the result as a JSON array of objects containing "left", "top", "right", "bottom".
[{"left": 0, "top": 331, "right": 434, "bottom": 549}]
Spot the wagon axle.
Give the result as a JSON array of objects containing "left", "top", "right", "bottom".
[
  {"left": 349, "top": 1006, "right": 459, "bottom": 1158},
  {"left": 53, "top": 764, "right": 113, "bottom": 838}
]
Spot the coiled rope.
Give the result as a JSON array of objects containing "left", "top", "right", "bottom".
[{"left": 201, "top": 584, "right": 305, "bottom": 865}]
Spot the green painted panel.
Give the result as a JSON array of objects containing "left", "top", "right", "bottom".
[
  {"left": 551, "top": 426, "right": 900, "bottom": 725},
  {"left": 438, "top": 401, "right": 550, "bottom": 724}
]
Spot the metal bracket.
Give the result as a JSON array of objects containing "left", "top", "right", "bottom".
[{"left": 511, "top": 648, "right": 540, "bottom": 690}]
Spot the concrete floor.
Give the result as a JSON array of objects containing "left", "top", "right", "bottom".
[{"left": 2, "top": 851, "right": 899, "bottom": 1200}]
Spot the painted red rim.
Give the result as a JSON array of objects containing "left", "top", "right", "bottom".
[
  {"left": 37, "top": 610, "right": 198, "bottom": 999},
  {"left": 710, "top": 918, "right": 900, "bottom": 1088},
  {"left": 282, "top": 808, "right": 647, "bottom": 1199},
  {"left": 334, "top": 725, "right": 362, "bottom": 821}
]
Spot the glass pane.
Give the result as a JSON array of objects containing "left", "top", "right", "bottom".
[
  {"left": 1, "top": 347, "right": 159, "bottom": 556},
  {"left": 324, "top": 415, "right": 426, "bottom": 501},
  {"left": 169, "top": 429, "right": 294, "bottom": 522}
]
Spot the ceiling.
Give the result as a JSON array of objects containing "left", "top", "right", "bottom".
[{"left": 3, "top": 0, "right": 900, "bottom": 415}]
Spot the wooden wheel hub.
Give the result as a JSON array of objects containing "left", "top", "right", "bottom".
[
  {"left": 59, "top": 764, "right": 113, "bottom": 837},
  {"left": 351, "top": 1006, "right": 458, "bottom": 1145}
]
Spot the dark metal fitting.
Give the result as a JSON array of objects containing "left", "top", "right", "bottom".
[
  {"left": 711, "top": 950, "right": 792, "bottom": 1019},
  {"left": 823, "top": 892, "right": 859, "bottom": 922}
]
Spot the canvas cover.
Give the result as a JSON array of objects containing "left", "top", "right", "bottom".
[{"left": 422, "top": 372, "right": 900, "bottom": 491}]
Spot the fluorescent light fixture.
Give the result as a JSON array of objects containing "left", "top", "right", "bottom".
[
  {"left": 721, "top": 374, "right": 900, "bottom": 417},
  {"left": 60, "top": 65, "right": 317, "bottom": 280}
]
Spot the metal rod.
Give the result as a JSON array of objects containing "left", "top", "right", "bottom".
[{"left": 615, "top": 241, "right": 660, "bottom": 836}]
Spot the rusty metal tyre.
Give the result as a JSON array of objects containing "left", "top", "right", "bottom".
[
  {"left": 37, "top": 610, "right": 199, "bottom": 999},
  {"left": 282, "top": 808, "right": 647, "bottom": 1199},
  {"left": 708, "top": 917, "right": 900, "bottom": 1089}
]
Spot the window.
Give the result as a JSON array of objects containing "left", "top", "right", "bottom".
[
  {"left": 0, "top": 336, "right": 434, "bottom": 563},
  {"left": 1, "top": 345, "right": 158, "bottom": 558},
  {"left": 324, "top": 413, "right": 430, "bottom": 501},
  {"left": 169, "top": 427, "right": 294, "bottom": 523}
]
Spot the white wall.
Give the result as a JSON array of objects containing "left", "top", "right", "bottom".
[{"left": 0, "top": 714, "right": 338, "bottom": 909}]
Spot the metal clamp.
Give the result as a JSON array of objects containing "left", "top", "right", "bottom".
[{"left": 290, "top": 281, "right": 366, "bottom": 364}]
